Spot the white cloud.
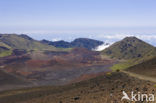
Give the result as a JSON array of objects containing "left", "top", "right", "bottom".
[
  {"left": 96, "top": 34, "right": 156, "bottom": 40},
  {"left": 93, "top": 43, "right": 111, "bottom": 51},
  {"left": 51, "top": 38, "right": 61, "bottom": 42},
  {"left": 95, "top": 33, "right": 156, "bottom": 46}
]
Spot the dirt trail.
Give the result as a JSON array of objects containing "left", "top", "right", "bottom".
[{"left": 122, "top": 70, "right": 156, "bottom": 83}]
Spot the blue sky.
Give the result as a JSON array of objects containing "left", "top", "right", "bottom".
[{"left": 0, "top": 0, "right": 156, "bottom": 45}]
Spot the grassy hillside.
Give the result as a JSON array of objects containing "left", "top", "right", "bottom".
[
  {"left": 101, "top": 37, "right": 156, "bottom": 59},
  {"left": 101, "top": 37, "right": 156, "bottom": 70},
  {"left": 0, "top": 45, "right": 12, "bottom": 57},
  {"left": 0, "top": 34, "right": 57, "bottom": 51},
  {"left": 0, "top": 34, "right": 72, "bottom": 57}
]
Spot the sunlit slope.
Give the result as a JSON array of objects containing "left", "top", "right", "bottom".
[
  {"left": 101, "top": 37, "right": 156, "bottom": 70},
  {"left": 0, "top": 34, "right": 57, "bottom": 50},
  {"left": 101, "top": 37, "right": 156, "bottom": 59}
]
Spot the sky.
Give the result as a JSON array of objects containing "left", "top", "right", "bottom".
[{"left": 0, "top": 0, "right": 156, "bottom": 45}]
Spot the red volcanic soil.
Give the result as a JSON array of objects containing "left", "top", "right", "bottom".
[
  {"left": 63, "top": 48, "right": 101, "bottom": 63},
  {"left": 25, "top": 48, "right": 108, "bottom": 69},
  {"left": 26, "top": 60, "right": 50, "bottom": 68},
  {"left": 25, "top": 56, "right": 74, "bottom": 69},
  {"left": 0, "top": 48, "right": 117, "bottom": 87},
  {"left": 0, "top": 55, "right": 30, "bottom": 65}
]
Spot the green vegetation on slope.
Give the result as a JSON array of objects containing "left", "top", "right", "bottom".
[
  {"left": 126, "top": 56, "right": 156, "bottom": 78},
  {"left": 0, "top": 44, "right": 12, "bottom": 57},
  {"left": 101, "top": 36, "right": 156, "bottom": 70},
  {"left": 0, "top": 34, "right": 73, "bottom": 57},
  {"left": 111, "top": 54, "right": 156, "bottom": 71},
  {"left": 0, "top": 34, "right": 57, "bottom": 51},
  {"left": 111, "top": 60, "right": 134, "bottom": 71},
  {"left": 0, "top": 50, "right": 12, "bottom": 57},
  {"left": 0, "top": 42, "right": 11, "bottom": 49},
  {"left": 101, "top": 36, "right": 156, "bottom": 59}
]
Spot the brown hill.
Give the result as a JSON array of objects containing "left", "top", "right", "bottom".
[
  {"left": 0, "top": 70, "right": 27, "bottom": 85},
  {"left": 127, "top": 57, "right": 156, "bottom": 78},
  {"left": 0, "top": 72, "right": 155, "bottom": 103},
  {"left": 0, "top": 69, "right": 30, "bottom": 91}
]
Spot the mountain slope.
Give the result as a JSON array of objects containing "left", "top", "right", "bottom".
[
  {"left": 0, "top": 46, "right": 12, "bottom": 57},
  {"left": 0, "top": 41, "right": 12, "bottom": 57},
  {"left": 0, "top": 72, "right": 155, "bottom": 103},
  {"left": 41, "top": 40, "right": 71, "bottom": 48},
  {"left": 0, "top": 34, "right": 57, "bottom": 51},
  {"left": 41, "top": 38, "right": 103, "bottom": 50},
  {"left": 71, "top": 38, "right": 103, "bottom": 50},
  {"left": 101, "top": 36, "right": 156, "bottom": 59},
  {"left": 0, "top": 70, "right": 28, "bottom": 86},
  {"left": 126, "top": 56, "right": 156, "bottom": 78}
]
